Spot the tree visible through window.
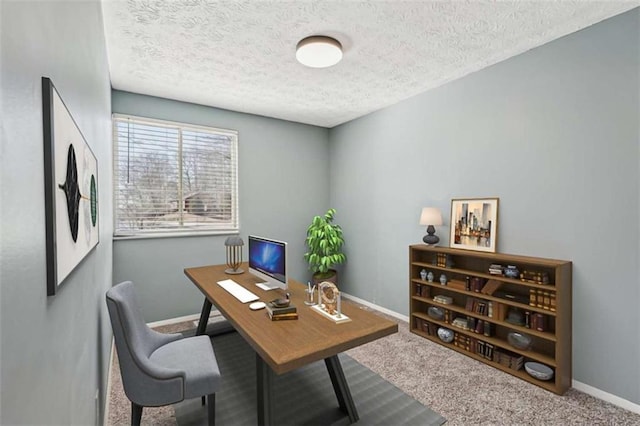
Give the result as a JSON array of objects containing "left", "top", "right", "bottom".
[{"left": 113, "top": 115, "right": 238, "bottom": 236}]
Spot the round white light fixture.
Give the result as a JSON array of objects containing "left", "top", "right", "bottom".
[{"left": 296, "top": 36, "right": 343, "bottom": 68}]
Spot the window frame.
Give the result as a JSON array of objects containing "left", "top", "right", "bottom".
[{"left": 112, "top": 113, "right": 239, "bottom": 240}]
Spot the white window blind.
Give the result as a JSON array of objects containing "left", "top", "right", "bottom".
[{"left": 113, "top": 114, "right": 238, "bottom": 237}]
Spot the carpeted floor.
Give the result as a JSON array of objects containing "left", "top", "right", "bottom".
[
  {"left": 107, "top": 307, "right": 640, "bottom": 425},
  {"left": 172, "top": 331, "right": 445, "bottom": 425}
]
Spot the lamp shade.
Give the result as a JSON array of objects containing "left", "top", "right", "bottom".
[
  {"left": 296, "top": 36, "right": 343, "bottom": 68},
  {"left": 224, "top": 236, "right": 244, "bottom": 247},
  {"left": 419, "top": 207, "right": 443, "bottom": 226}
]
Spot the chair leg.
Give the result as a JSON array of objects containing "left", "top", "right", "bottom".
[
  {"left": 207, "top": 393, "right": 216, "bottom": 426},
  {"left": 131, "top": 402, "right": 143, "bottom": 426},
  {"left": 202, "top": 395, "right": 206, "bottom": 406}
]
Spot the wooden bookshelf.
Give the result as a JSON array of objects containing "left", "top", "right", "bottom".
[{"left": 409, "top": 245, "right": 572, "bottom": 394}]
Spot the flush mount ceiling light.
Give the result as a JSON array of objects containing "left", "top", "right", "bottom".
[{"left": 296, "top": 35, "right": 343, "bottom": 68}]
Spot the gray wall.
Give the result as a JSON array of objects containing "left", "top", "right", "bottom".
[
  {"left": 112, "top": 91, "right": 330, "bottom": 322},
  {"left": 0, "top": 1, "right": 113, "bottom": 424},
  {"left": 329, "top": 10, "right": 639, "bottom": 404}
]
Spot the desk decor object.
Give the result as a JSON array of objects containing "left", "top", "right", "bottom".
[
  {"left": 311, "top": 281, "right": 351, "bottom": 323},
  {"left": 42, "top": 77, "right": 99, "bottom": 296},
  {"left": 449, "top": 198, "right": 498, "bottom": 253},
  {"left": 304, "top": 282, "right": 316, "bottom": 306},
  {"left": 224, "top": 236, "right": 244, "bottom": 274}
]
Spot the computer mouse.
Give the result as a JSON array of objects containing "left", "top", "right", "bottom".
[{"left": 249, "top": 301, "right": 266, "bottom": 310}]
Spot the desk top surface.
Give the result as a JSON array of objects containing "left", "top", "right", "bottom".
[{"left": 185, "top": 263, "right": 398, "bottom": 375}]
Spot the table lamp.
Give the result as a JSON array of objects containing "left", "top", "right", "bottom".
[
  {"left": 419, "top": 207, "right": 443, "bottom": 245},
  {"left": 224, "top": 236, "right": 244, "bottom": 274}
]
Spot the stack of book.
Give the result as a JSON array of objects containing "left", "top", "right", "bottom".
[
  {"left": 489, "top": 264, "right": 504, "bottom": 275},
  {"left": 266, "top": 302, "right": 298, "bottom": 321}
]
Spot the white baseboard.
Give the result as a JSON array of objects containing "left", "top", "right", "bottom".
[
  {"left": 341, "top": 292, "right": 410, "bottom": 323},
  {"left": 103, "top": 340, "right": 114, "bottom": 426},
  {"left": 146, "top": 310, "right": 221, "bottom": 328},
  {"left": 142, "top": 298, "right": 640, "bottom": 415},
  {"left": 572, "top": 380, "right": 640, "bottom": 414}
]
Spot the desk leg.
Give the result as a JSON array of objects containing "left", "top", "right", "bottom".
[
  {"left": 325, "top": 355, "right": 359, "bottom": 423},
  {"left": 256, "top": 354, "right": 273, "bottom": 426},
  {"left": 196, "top": 298, "right": 213, "bottom": 336}
]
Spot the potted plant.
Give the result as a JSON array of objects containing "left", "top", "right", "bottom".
[{"left": 304, "top": 208, "right": 346, "bottom": 285}]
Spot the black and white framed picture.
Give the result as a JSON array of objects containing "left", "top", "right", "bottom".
[{"left": 42, "top": 77, "right": 99, "bottom": 296}]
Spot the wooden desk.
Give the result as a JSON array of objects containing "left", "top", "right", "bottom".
[{"left": 185, "top": 263, "right": 398, "bottom": 426}]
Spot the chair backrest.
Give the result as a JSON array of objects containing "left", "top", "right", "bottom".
[{"left": 106, "top": 281, "right": 184, "bottom": 405}]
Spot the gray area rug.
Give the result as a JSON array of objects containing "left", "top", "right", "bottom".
[{"left": 174, "top": 330, "right": 446, "bottom": 426}]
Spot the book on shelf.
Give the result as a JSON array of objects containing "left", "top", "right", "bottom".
[
  {"left": 421, "top": 286, "right": 430, "bottom": 298},
  {"left": 483, "top": 322, "right": 492, "bottom": 337},
  {"left": 532, "top": 313, "right": 546, "bottom": 331},
  {"left": 484, "top": 343, "right": 494, "bottom": 360},
  {"left": 471, "top": 277, "right": 485, "bottom": 292},
  {"left": 489, "top": 264, "right": 504, "bottom": 275},
  {"left": 520, "top": 270, "right": 550, "bottom": 284},
  {"left": 468, "top": 316, "right": 476, "bottom": 331},
  {"left": 481, "top": 279, "right": 502, "bottom": 295},
  {"left": 447, "top": 279, "right": 466, "bottom": 291}
]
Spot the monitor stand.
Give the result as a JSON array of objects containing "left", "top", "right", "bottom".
[{"left": 256, "top": 282, "right": 279, "bottom": 291}]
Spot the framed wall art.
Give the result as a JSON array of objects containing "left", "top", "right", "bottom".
[
  {"left": 449, "top": 198, "right": 498, "bottom": 253},
  {"left": 42, "top": 77, "right": 99, "bottom": 296}
]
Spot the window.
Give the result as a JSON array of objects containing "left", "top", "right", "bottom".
[{"left": 113, "top": 114, "right": 238, "bottom": 237}]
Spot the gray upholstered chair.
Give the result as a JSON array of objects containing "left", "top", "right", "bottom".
[{"left": 106, "top": 281, "right": 220, "bottom": 426}]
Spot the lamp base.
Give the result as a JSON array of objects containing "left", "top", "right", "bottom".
[
  {"left": 423, "top": 234, "right": 440, "bottom": 245},
  {"left": 225, "top": 268, "right": 244, "bottom": 275}
]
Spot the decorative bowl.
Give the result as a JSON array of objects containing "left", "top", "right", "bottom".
[
  {"left": 427, "top": 306, "right": 445, "bottom": 321},
  {"left": 270, "top": 298, "right": 290, "bottom": 308},
  {"left": 505, "top": 309, "right": 525, "bottom": 326},
  {"left": 437, "top": 327, "right": 454, "bottom": 343},
  {"left": 524, "top": 362, "right": 554, "bottom": 381},
  {"left": 507, "top": 331, "right": 532, "bottom": 350}
]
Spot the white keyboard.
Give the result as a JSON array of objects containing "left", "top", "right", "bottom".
[{"left": 217, "top": 279, "right": 260, "bottom": 303}]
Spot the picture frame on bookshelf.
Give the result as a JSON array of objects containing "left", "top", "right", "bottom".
[{"left": 449, "top": 198, "right": 498, "bottom": 253}]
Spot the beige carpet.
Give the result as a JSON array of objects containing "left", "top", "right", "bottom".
[{"left": 107, "top": 307, "right": 640, "bottom": 425}]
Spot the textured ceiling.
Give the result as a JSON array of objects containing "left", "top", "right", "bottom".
[{"left": 101, "top": 1, "right": 638, "bottom": 128}]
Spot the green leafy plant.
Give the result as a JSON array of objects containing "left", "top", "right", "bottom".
[{"left": 304, "top": 208, "right": 346, "bottom": 279}]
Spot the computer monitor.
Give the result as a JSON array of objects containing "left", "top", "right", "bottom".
[{"left": 248, "top": 235, "right": 288, "bottom": 291}]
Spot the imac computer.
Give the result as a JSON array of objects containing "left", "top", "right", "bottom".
[{"left": 248, "top": 235, "right": 288, "bottom": 291}]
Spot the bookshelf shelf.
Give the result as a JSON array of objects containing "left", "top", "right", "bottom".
[
  {"left": 411, "top": 279, "right": 558, "bottom": 316},
  {"left": 409, "top": 245, "right": 572, "bottom": 395}
]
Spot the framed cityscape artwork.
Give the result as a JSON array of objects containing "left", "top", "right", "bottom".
[
  {"left": 449, "top": 198, "right": 498, "bottom": 253},
  {"left": 42, "top": 77, "right": 99, "bottom": 296}
]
